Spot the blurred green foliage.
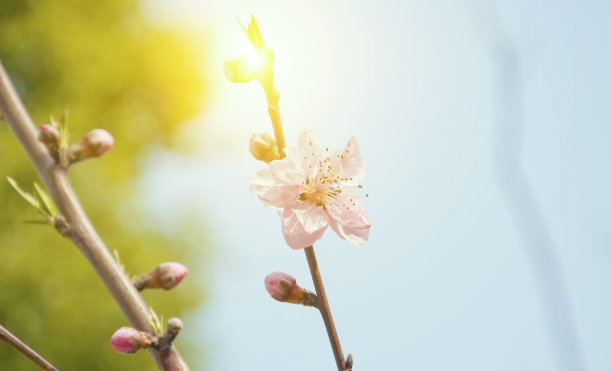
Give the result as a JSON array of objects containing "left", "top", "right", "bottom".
[{"left": 0, "top": 0, "right": 209, "bottom": 369}]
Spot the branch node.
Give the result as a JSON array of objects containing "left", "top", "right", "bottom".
[
  {"left": 345, "top": 353, "right": 353, "bottom": 369},
  {"left": 302, "top": 290, "right": 319, "bottom": 308},
  {"left": 51, "top": 215, "right": 70, "bottom": 237},
  {"left": 153, "top": 318, "right": 183, "bottom": 351}
]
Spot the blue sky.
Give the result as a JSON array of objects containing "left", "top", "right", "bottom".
[{"left": 140, "top": 0, "right": 612, "bottom": 369}]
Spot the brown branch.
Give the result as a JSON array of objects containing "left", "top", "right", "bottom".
[
  {"left": 304, "top": 246, "right": 350, "bottom": 371},
  {"left": 0, "top": 61, "right": 188, "bottom": 371},
  {"left": 260, "top": 60, "right": 286, "bottom": 156},
  {"left": 0, "top": 324, "right": 58, "bottom": 371}
]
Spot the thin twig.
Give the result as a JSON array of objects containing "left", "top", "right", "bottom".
[
  {"left": 264, "top": 88, "right": 284, "bottom": 147},
  {"left": 304, "top": 246, "right": 350, "bottom": 371},
  {"left": 260, "top": 55, "right": 286, "bottom": 155},
  {"left": 0, "top": 61, "right": 188, "bottom": 371},
  {"left": 0, "top": 324, "right": 59, "bottom": 371},
  {"left": 260, "top": 61, "right": 350, "bottom": 370}
]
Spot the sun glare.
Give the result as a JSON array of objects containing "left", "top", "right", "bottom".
[{"left": 244, "top": 48, "right": 264, "bottom": 72}]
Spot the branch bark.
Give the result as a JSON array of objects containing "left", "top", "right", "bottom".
[
  {"left": 0, "top": 61, "right": 188, "bottom": 371},
  {"left": 0, "top": 324, "right": 58, "bottom": 371},
  {"left": 304, "top": 246, "right": 350, "bottom": 371}
]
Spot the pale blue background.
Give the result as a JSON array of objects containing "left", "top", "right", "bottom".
[{"left": 140, "top": 0, "right": 611, "bottom": 370}]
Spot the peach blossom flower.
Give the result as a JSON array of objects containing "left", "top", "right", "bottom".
[{"left": 250, "top": 130, "right": 371, "bottom": 249}]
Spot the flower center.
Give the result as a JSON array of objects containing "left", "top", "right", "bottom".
[
  {"left": 297, "top": 145, "right": 367, "bottom": 209},
  {"left": 298, "top": 181, "right": 327, "bottom": 207}
]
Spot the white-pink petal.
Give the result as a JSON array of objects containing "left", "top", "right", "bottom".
[
  {"left": 329, "top": 136, "right": 364, "bottom": 188},
  {"left": 296, "top": 130, "right": 325, "bottom": 179},
  {"left": 249, "top": 149, "right": 304, "bottom": 208},
  {"left": 297, "top": 130, "right": 323, "bottom": 156},
  {"left": 328, "top": 217, "right": 370, "bottom": 245},
  {"left": 280, "top": 200, "right": 329, "bottom": 249},
  {"left": 326, "top": 194, "right": 370, "bottom": 227},
  {"left": 325, "top": 194, "right": 371, "bottom": 245}
]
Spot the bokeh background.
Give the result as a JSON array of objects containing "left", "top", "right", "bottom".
[{"left": 1, "top": 0, "right": 610, "bottom": 370}]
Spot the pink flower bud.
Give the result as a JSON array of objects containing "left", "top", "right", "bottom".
[
  {"left": 249, "top": 132, "right": 280, "bottom": 163},
  {"left": 265, "top": 271, "right": 296, "bottom": 295},
  {"left": 264, "top": 271, "right": 308, "bottom": 304},
  {"left": 39, "top": 124, "right": 58, "bottom": 136},
  {"left": 38, "top": 124, "right": 60, "bottom": 146},
  {"left": 142, "top": 262, "right": 189, "bottom": 291},
  {"left": 70, "top": 129, "right": 114, "bottom": 162},
  {"left": 81, "top": 129, "right": 114, "bottom": 156},
  {"left": 109, "top": 327, "right": 153, "bottom": 354}
]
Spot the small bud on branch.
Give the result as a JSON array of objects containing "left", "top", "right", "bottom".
[
  {"left": 264, "top": 271, "right": 317, "bottom": 307},
  {"left": 69, "top": 129, "right": 114, "bottom": 163},
  {"left": 134, "top": 262, "right": 189, "bottom": 291},
  {"left": 345, "top": 354, "right": 353, "bottom": 369},
  {"left": 109, "top": 317, "right": 185, "bottom": 355},
  {"left": 224, "top": 56, "right": 258, "bottom": 83},
  {"left": 156, "top": 318, "right": 183, "bottom": 350},
  {"left": 38, "top": 124, "right": 61, "bottom": 160},
  {"left": 166, "top": 318, "right": 183, "bottom": 336},
  {"left": 249, "top": 132, "right": 280, "bottom": 163},
  {"left": 109, "top": 327, "right": 155, "bottom": 354}
]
